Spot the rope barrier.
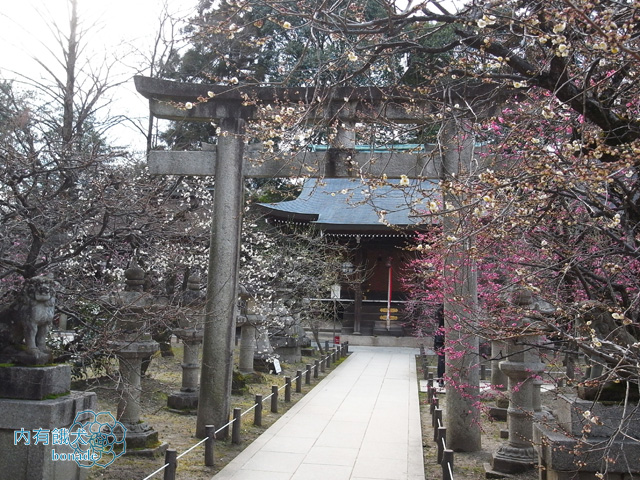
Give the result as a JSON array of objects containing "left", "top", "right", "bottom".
[
  {"left": 215, "top": 419, "right": 234, "bottom": 435},
  {"left": 432, "top": 399, "right": 453, "bottom": 478},
  {"left": 421, "top": 345, "right": 454, "bottom": 480},
  {"left": 176, "top": 436, "right": 209, "bottom": 460},
  {"left": 141, "top": 463, "right": 170, "bottom": 480},
  {"left": 241, "top": 403, "right": 258, "bottom": 417}
]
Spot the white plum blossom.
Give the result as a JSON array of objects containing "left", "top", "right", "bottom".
[
  {"left": 553, "top": 22, "right": 567, "bottom": 33},
  {"left": 477, "top": 15, "right": 496, "bottom": 28}
]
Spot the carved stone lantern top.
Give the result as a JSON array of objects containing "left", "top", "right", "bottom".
[
  {"left": 182, "top": 274, "right": 205, "bottom": 309},
  {"left": 104, "top": 263, "right": 156, "bottom": 336},
  {"left": 177, "top": 274, "right": 205, "bottom": 330},
  {"left": 124, "top": 264, "right": 145, "bottom": 292},
  {"left": 512, "top": 288, "right": 533, "bottom": 306}
]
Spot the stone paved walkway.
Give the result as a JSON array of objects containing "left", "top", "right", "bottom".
[{"left": 212, "top": 346, "right": 425, "bottom": 480}]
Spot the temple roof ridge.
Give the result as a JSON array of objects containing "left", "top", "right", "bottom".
[{"left": 258, "top": 178, "right": 438, "bottom": 233}]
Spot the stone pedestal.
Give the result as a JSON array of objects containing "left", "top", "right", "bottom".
[
  {"left": 489, "top": 340, "right": 509, "bottom": 421},
  {"left": 238, "top": 322, "right": 257, "bottom": 374},
  {"left": 535, "top": 394, "right": 640, "bottom": 479},
  {"left": 272, "top": 337, "right": 303, "bottom": 364},
  {"left": 112, "top": 338, "right": 162, "bottom": 450},
  {"left": 167, "top": 328, "right": 203, "bottom": 411},
  {"left": 0, "top": 365, "right": 96, "bottom": 480},
  {"left": 0, "top": 365, "right": 71, "bottom": 400},
  {"left": 271, "top": 316, "right": 311, "bottom": 364},
  {"left": 491, "top": 359, "right": 545, "bottom": 473}
]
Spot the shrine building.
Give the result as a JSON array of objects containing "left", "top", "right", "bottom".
[{"left": 257, "top": 174, "right": 438, "bottom": 338}]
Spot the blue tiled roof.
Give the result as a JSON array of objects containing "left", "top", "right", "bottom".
[{"left": 258, "top": 178, "right": 438, "bottom": 231}]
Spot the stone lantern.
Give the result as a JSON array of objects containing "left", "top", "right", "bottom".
[
  {"left": 237, "top": 288, "right": 271, "bottom": 374},
  {"left": 108, "top": 263, "right": 164, "bottom": 452},
  {"left": 491, "top": 289, "right": 546, "bottom": 474},
  {"left": 167, "top": 274, "right": 205, "bottom": 411}
]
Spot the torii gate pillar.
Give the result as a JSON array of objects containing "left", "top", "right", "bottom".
[
  {"left": 441, "top": 121, "right": 482, "bottom": 451},
  {"left": 196, "top": 117, "right": 245, "bottom": 438}
]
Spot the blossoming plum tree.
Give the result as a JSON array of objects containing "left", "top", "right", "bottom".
[
  {"left": 202, "top": 0, "right": 640, "bottom": 389},
  {"left": 177, "top": 0, "right": 640, "bottom": 463}
]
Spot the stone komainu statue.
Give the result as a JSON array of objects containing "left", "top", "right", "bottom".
[{"left": 0, "top": 277, "right": 59, "bottom": 365}]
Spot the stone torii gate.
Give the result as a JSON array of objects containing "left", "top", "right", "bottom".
[{"left": 134, "top": 75, "right": 485, "bottom": 450}]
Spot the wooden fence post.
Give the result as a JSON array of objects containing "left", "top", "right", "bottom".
[
  {"left": 427, "top": 373, "right": 434, "bottom": 401},
  {"left": 296, "top": 370, "right": 302, "bottom": 393},
  {"left": 306, "top": 364, "right": 312, "bottom": 384},
  {"left": 285, "top": 377, "right": 292, "bottom": 403},
  {"left": 254, "top": 395, "right": 262, "bottom": 426},
  {"left": 204, "top": 425, "right": 215, "bottom": 467},
  {"left": 437, "top": 427, "right": 446, "bottom": 464},
  {"left": 163, "top": 449, "right": 177, "bottom": 480},
  {"left": 433, "top": 408, "right": 443, "bottom": 441},
  {"left": 232, "top": 408, "right": 241, "bottom": 444},
  {"left": 271, "top": 385, "right": 278, "bottom": 413},
  {"left": 442, "top": 449, "right": 454, "bottom": 480}
]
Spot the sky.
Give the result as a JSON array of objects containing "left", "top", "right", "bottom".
[{"left": 0, "top": 0, "right": 197, "bottom": 152}]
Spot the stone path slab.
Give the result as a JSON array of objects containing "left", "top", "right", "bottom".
[{"left": 212, "top": 346, "right": 425, "bottom": 480}]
